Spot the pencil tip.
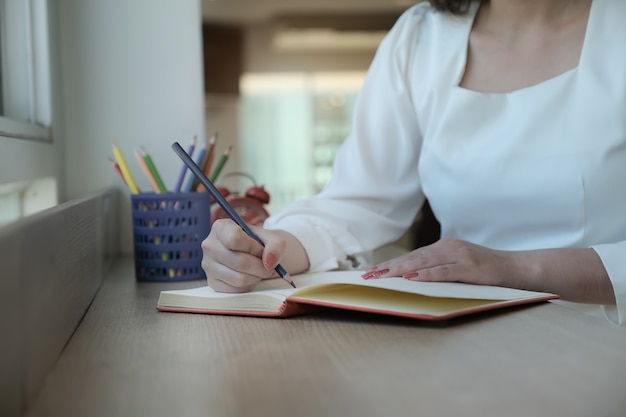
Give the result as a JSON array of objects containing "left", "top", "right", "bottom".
[{"left": 281, "top": 272, "right": 296, "bottom": 288}]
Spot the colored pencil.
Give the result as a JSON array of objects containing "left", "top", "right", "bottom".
[
  {"left": 134, "top": 148, "right": 161, "bottom": 193},
  {"left": 209, "top": 145, "right": 232, "bottom": 183},
  {"left": 108, "top": 156, "right": 127, "bottom": 185},
  {"left": 183, "top": 146, "right": 206, "bottom": 192},
  {"left": 112, "top": 143, "right": 140, "bottom": 194},
  {"left": 203, "top": 132, "right": 218, "bottom": 177},
  {"left": 174, "top": 136, "right": 197, "bottom": 192},
  {"left": 197, "top": 133, "right": 218, "bottom": 192},
  {"left": 138, "top": 146, "right": 168, "bottom": 193}
]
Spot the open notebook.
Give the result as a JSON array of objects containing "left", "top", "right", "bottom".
[{"left": 156, "top": 270, "right": 559, "bottom": 321}]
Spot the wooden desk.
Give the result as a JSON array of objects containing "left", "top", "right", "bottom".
[{"left": 25, "top": 258, "right": 626, "bottom": 417}]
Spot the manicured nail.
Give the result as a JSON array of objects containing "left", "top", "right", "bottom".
[
  {"left": 402, "top": 272, "right": 419, "bottom": 279},
  {"left": 361, "top": 269, "right": 390, "bottom": 279},
  {"left": 263, "top": 252, "right": 278, "bottom": 271}
]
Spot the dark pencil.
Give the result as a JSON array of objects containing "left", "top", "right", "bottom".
[{"left": 171, "top": 141, "right": 296, "bottom": 288}]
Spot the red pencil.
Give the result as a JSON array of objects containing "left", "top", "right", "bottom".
[{"left": 108, "top": 156, "right": 127, "bottom": 185}]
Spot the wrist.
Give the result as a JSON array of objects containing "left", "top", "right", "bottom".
[
  {"left": 506, "top": 248, "right": 615, "bottom": 304},
  {"left": 508, "top": 250, "right": 545, "bottom": 292}
]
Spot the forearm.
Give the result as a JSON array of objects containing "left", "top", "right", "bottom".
[{"left": 511, "top": 248, "right": 616, "bottom": 305}]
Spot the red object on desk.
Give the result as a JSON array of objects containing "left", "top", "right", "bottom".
[{"left": 211, "top": 174, "right": 271, "bottom": 226}]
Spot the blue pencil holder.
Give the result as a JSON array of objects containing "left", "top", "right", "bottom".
[{"left": 131, "top": 192, "right": 211, "bottom": 281}]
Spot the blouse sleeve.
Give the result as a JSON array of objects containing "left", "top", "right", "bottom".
[
  {"left": 591, "top": 243, "right": 626, "bottom": 326},
  {"left": 264, "top": 5, "right": 431, "bottom": 272}
]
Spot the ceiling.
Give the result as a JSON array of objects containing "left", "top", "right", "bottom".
[{"left": 201, "top": 0, "right": 418, "bottom": 25}]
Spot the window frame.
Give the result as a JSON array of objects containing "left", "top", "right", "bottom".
[{"left": 0, "top": 0, "right": 52, "bottom": 143}]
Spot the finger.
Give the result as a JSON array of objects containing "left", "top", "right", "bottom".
[
  {"left": 203, "top": 241, "right": 271, "bottom": 276},
  {"left": 403, "top": 263, "right": 461, "bottom": 283},
  {"left": 253, "top": 227, "right": 287, "bottom": 272},
  {"left": 201, "top": 241, "right": 266, "bottom": 292},
  {"left": 212, "top": 219, "right": 265, "bottom": 258},
  {"left": 362, "top": 251, "right": 418, "bottom": 278},
  {"left": 363, "top": 241, "right": 453, "bottom": 279},
  {"left": 202, "top": 233, "right": 274, "bottom": 278},
  {"left": 205, "top": 261, "right": 262, "bottom": 293},
  {"left": 201, "top": 221, "right": 274, "bottom": 291}
]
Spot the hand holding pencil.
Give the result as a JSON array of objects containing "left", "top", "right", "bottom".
[{"left": 171, "top": 141, "right": 296, "bottom": 289}]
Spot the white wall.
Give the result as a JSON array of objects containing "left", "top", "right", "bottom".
[{"left": 57, "top": 0, "right": 206, "bottom": 254}]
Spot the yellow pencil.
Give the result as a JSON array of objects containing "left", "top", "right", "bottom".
[{"left": 112, "top": 142, "right": 140, "bottom": 194}]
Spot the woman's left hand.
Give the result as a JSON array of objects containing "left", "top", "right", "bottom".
[
  {"left": 361, "top": 237, "right": 616, "bottom": 305},
  {"left": 362, "top": 237, "right": 526, "bottom": 288}
]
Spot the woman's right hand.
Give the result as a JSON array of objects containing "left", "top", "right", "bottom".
[{"left": 201, "top": 219, "right": 309, "bottom": 293}]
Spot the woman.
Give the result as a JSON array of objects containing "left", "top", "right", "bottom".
[{"left": 201, "top": 0, "right": 626, "bottom": 325}]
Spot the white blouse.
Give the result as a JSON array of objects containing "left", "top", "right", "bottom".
[{"left": 264, "top": 0, "right": 626, "bottom": 325}]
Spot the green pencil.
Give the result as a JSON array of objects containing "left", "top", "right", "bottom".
[
  {"left": 209, "top": 145, "right": 232, "bottom": 183},
  {"left": 139, "top": 146, "right": 168, "bottom": 193}
]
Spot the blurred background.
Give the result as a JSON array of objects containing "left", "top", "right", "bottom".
[
  {"left": 0, "top": 0, "right": 418, "bottom": 253},
  {"left": 202, "top": 0, "right": 415, "bottom": 212}
]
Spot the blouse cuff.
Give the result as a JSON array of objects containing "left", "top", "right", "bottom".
[{"left": 591, "top": 243, "right": 626, "bottom": 326}]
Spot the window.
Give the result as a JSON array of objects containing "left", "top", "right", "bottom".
[
  {"left": 239, "top": 71, "right": 365, "bottom": 213},
  {"left": 0, "top": 0, "right": 52, "bottom": 142},
  {"left": 0, "top": 178, "right": 56, "bottom": 227},
  {"left": 0, "top": 0, "right": 56, "bottom": 226}
]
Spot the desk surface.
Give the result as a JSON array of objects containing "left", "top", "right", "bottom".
[{"left": 25, "top": 258, "right": 626, "bottom": 417}]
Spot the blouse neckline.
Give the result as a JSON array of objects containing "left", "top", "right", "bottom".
[{"left": 453, "top": 0, "right": 597, "bottom": 96}]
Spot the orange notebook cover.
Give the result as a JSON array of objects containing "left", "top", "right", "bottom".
[{"left": 156, "top": 270, "right": 559, "bottom": 321}]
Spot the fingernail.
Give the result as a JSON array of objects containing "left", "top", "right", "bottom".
[
  {"left": 361, "top": 269, "right": 390, "bottom": 279},
  {"left": 263, "top": 252, "right": 278, "bottom": 271},
  {"left": 402, "top": 272, "right": 419, "bottom": 279}
]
